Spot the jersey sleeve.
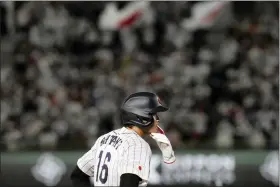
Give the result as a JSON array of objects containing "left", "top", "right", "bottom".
[
  {"left": 77, "top": 139, "right": 99, "bottom": 177},
  {"left": 120, "top": 139, "right": 151, "bottom": 182}
]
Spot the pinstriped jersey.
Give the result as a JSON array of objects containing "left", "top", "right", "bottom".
[{"left": 77, "top": 127, "right": 152, "bottom": 186}]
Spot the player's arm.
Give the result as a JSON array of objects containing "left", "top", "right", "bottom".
[
  {"left": 120, "top": 140, "right": 151, "bottom": 187},
  {"left": 70, "top": 139, "right": 99, "bottom": 187},
  {"left": 120, "top": 173, "right": 142, "bottom": 187},
  {"left": 70, "top": 165, "right": 92, "bottom": 187}
]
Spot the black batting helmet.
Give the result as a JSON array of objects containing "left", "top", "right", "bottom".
[{"left": 120, "top": 92, "right": 168, "bottom": 128}]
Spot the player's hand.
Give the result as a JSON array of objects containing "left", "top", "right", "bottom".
[{"left": 150, "top": 126, "right": 176, "bottom": 164}]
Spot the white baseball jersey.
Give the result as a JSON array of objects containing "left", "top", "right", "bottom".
[{"left": 77, "top": 127, "right": 152, "bottom": 186}]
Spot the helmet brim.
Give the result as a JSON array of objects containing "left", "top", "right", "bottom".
[{"left": 151, "top": 105, "right": 169, "bottom": 113}]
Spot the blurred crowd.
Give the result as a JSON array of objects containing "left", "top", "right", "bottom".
[{"left": 0, "top": 1, "right": 279, "bottom": 151}]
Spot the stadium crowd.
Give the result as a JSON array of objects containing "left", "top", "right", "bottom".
[{"left": 0, "top": 1, "right": 278, "bottom": 151}]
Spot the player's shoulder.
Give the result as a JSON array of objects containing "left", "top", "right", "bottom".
[
  {"left": 95, "top": 127, "right": 152, "bottom": 153},
  {"left": 97, "top": 128, "right": 120, "bottom": 138},
  {"left": 119, "top": 128, "right": 151, "bottom": 151},
  {"left": 89, "top": 130, "right": 114, "bottom": 147}
]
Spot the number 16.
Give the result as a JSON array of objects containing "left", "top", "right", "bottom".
[{"left": 96, "top": 151, "right": 111, "bottom": 184}]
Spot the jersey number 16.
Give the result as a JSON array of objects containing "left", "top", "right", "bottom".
[{"left": 96, "top": 151, "right": 111, "bottom": 184}]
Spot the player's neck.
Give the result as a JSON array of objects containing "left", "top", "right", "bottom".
[{"left": 127, "top": 126, "right": 145, "bottom": 137}]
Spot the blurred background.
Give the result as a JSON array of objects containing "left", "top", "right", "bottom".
[{"left": 0, "top": 1, "right": 279, "bottom": 187}]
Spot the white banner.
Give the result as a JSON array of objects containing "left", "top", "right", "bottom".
[
  {"left": 149, "top": 154, "right": 236, "bottom": 186},
  {"left": 181, "top": 1, "right": 233, "bottom": 31},
  {"left": 260, "top": 151, "right": 279, "bottom": 186},
  {"left": 98, "top": 1, "right": 152, "bottom": 30}
]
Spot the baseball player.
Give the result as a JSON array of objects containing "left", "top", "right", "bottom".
[{"left": 71, "top": 92, "right": 176, "bottom": 187}]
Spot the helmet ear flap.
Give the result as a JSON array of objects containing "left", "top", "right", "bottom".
[
  {"left": 136, "top": 116, "right": 153, "bottom": 127},
  {"left": 121, "top": 110, "right": 153, "bottom": 127}
]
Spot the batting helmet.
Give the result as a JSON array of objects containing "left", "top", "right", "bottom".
[{"left": 120, "top": 92, "right": 168, "bottom": 128}]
